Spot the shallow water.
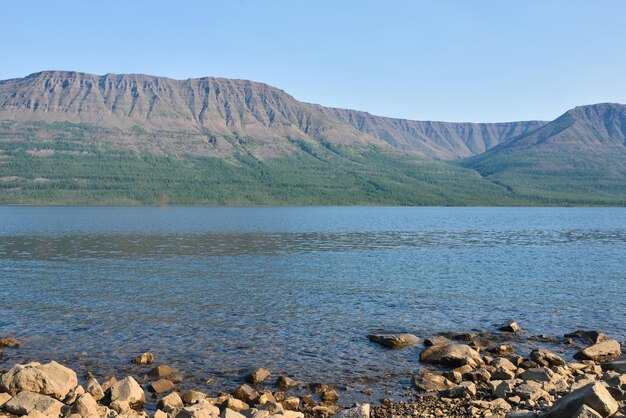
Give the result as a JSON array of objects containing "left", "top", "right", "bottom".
[{"left": 1, "top": 206, "right": 625, "bottom": 401}]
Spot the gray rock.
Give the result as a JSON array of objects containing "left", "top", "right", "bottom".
[
  {"left": 367, "top": 333, "right": 420, "bottom": 349},
  {"left": 419, "top": 344, "right": 482, "bottom": 367},
  {"left": 245, "top": 368, "right": 271, "bottom": 385},
  {"left": 499, "top": 321, "right": 521, "bottom": 333},
  {"left": 542, "top": 382, "right": 618, "bottom": 418},
  {"left": 448, "top": 381, "right": 476, "bottom": 398},
  {"left": 109, "top": 376, "right": 146, "bottom": 407},
  {"left": 0, "top": 361, "right": 78, "bottom": 401},
  {"left": 530, "top": 349, "right": 566, "bottom": 367},
  {"left": 574, "top": 339, "right": 621, "bottom": 363},
  {"left": 572, "top": 404, "right": 603, "bottom": 418},
  {"left": 334, "top": 404, "right": 370, "bottom": 418},
  {"left": 411, "top": 371, "right": 454, "bottom": 392},
  {"left": 3, "top": 391, "right": 64, "bottom": 416},
  {"left": 68, "top": 392, "right": 99, "bottom": 417}
]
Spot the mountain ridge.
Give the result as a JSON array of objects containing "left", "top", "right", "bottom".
[{"left": 0, "top": 71, "right": 547, "bottom": 160}]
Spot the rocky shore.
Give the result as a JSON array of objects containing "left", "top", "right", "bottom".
[{"left": 0, "top": 323, "right": 625, "bottom": 418}]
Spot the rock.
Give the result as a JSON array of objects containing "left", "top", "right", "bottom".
[
  {"left": 101, "top": 377, "right": 117, "bottom": 392},
  {"left": 367, "top": 333, "right": 420, "bottom": 349},
  {"left": 221, "top": 398, "right": 249, "bottom": 412},
  {"left": 333, "top": 404, "right": 370, "bottom": 418},
  {"left": 64, "top": 384, "right": 85, "bottom": 404},
  {"left": 0, "top": 392, "right": 11, "bottom": 407},
  {"left": 565, "top": 331, "right": 610, "bottom": 344},
  {"left": 419, "top": 344, "right": 482, "bottom": 367},
  {"left": 275, "top": 376, "right": 299, "bottom": 390},
  {"left": 158, "top": 392, "right": 184, "bottom": 410},
  {"left": 530, "top": 349, "right": 566, "bottom": 367},
  {"left": 411, "top": 371, "right": 454, "bottom": 392},
  {"left": 232, "top": 384, "right": 259, "bottom": 402},
  {"left": 256, "top": 401, "right": 283, "bottom": 413},
  {"left": 423, "top": 336, "right": 450, "bottom": 347},
  {"left": 245, "top": 368, "right": 271, "bottom": 385},
  {"left": 0, "top": 337, "right": 21, "bottom": 347},
  {"left": 574, "top": 339, "right": 621, "bottom": 363},
  {"left": 486, "top": 344, "right": 516, "bottom": 357},
  {"left": 271, "top": 412, "right": 304, "bottom": 418},
  {"left": 506, "top": 411, "right": 538, "bottom": 418},
  {"left": 542, "top": 382, "right": 618, "bottom": 417},
  {"left": 256, "top": 392, "right": 277, "bottom": 405},
  {"left": 601, "top": 360, "right": 626, "bottom": 374},
  {"left": 85, "top": 378, "right": 104, "bottom": 401},
  {"left": 499, "top": 321, "right": 521, "bottom": 333},
  {"left": 149, "top": 379, "right": 175, "bottom": 394},
  {"left": 514, "top": 383, "right": 548, "bottom": 401},
  {"left": 149, "top": 365, "right": 176, "bottom": 379},
  {"left": 155, "top": 411, "right": 169, "bottom": 418},
  {"left": 314, "top": 384, "right": 338, "bottom": 403},
  {"left": 448, "top": 381, "right": 477, "bottom": 398},
  {"left": 281, "top": 397, "right": 300, "bottom": 411},
  {"left": 572, "top": 404, "right": 603, "bottom": 418},
  {"left": 0, "top": 361, "right": 78, "bottom": 401},
  {"left": 175, "top": 400, "right": 220, "bottom": 418},
  {"left": 132, "top": 352, "right": 154, "bottom": 365},
  {"left": 222, "top": 408, "right": 246, "bottom": 418},
  {"left": 109, "top": 376, "right": 146, "bottom": 407},
  {"left": 182, "top": 390, "right": 208, "bottom": 404},
  {"left": 3, "top": 391, "right": 64, "bottom": 416},
  {"left": 521, "top": 368, "right": 556, "bottom": 382},
  {"left": 68, "top": 392, "right": 99, "bottom": 417},
  {"left": 492, "top": 367, "right": 517, "bottom": 380}
]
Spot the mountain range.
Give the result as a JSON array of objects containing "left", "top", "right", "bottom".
[{"left": 0, "top": 71, "right": 624, "bottom": 205}]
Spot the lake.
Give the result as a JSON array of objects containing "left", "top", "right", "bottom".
[{"left": 0, "top": 206, "right": 625, "bottom": 403}]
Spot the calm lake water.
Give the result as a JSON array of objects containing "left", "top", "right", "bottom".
[{"left": 1, "top": 206, "right": 625, "bottom": 402}]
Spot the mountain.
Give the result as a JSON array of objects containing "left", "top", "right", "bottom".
[
  {"left": 461, "top": 103, "right": 626, "bottom": 204},
  {"left": 0, "top": 71, "right": 624, "bottom": 205},
  {"left": 0, "top": 71, "right": 544, "bottom": 160}
]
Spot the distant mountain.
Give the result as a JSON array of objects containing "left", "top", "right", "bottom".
[
  {"left": 0, "top": 71, "right": 624, "bottom": 205},
  {"left": 461, "top": 103, "right": 626, "bottom": 204},
  {"left": 0, "top": 71, "right": 544, "bottom": 160}
]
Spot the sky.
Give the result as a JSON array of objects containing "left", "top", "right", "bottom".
[{"left": 1, "top": 0, "right": 625, "bottom": 123}]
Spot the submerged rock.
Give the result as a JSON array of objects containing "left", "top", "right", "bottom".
[
  {"left": 499, "top": 321, "right": 521, "bottom": 333},
  {"left": 132, "top": 352, "right": 154, "bottom": 366},
  {"left": 367, "top": 333, "right": 420, "bottom": 349},
  {"left": 0, "top": 337, "right": 21, "bottom": 347}
]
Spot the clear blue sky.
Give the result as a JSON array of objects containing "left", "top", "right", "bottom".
[{"left": 2, "top": 0, "right": 625, "bottom": 122}]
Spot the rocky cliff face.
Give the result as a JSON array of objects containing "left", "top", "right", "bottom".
[{"left": 0, "top": 71, "right": 547, "bottom": 160}]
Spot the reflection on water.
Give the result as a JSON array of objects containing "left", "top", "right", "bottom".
[{"left": 0, "top": 207, "right": 625, "bottom": 402}]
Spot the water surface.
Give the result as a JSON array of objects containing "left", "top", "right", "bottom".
[{"left": 1, "top": 207, "right": 625, "bottom": 401}]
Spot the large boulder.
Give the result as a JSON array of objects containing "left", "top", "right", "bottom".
[
  {"left": 109, "top": 376, "right": 146, "bottom": 407},
  {"left": 574, "top": 339, "right": 621, "bottom": 363},
  {"left": 367, "top": 333, "right": 420, "bottom": 349},
  {"left": 419, "top": 344, "right": 482, "bottom": 367},
  {"left": 0, "top": 361, "right": 78, "bottom": 401},
  {"left": 542, "top": 382, "right": 618, "bottom": 418},
  {"left": 3, "top": 391, "right": 64, "bottom": 416}
]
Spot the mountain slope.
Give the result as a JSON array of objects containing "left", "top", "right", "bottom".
[
  {"left": 461, "top": 103, "right": 626, "bottom": 205},
  {"left": 0, "top": 71, "right": 545, "bottom": 160}
]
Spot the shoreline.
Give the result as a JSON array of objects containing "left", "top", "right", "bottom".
[{"left": 1, "top": 324, "right": 625, "bottom": 417}]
